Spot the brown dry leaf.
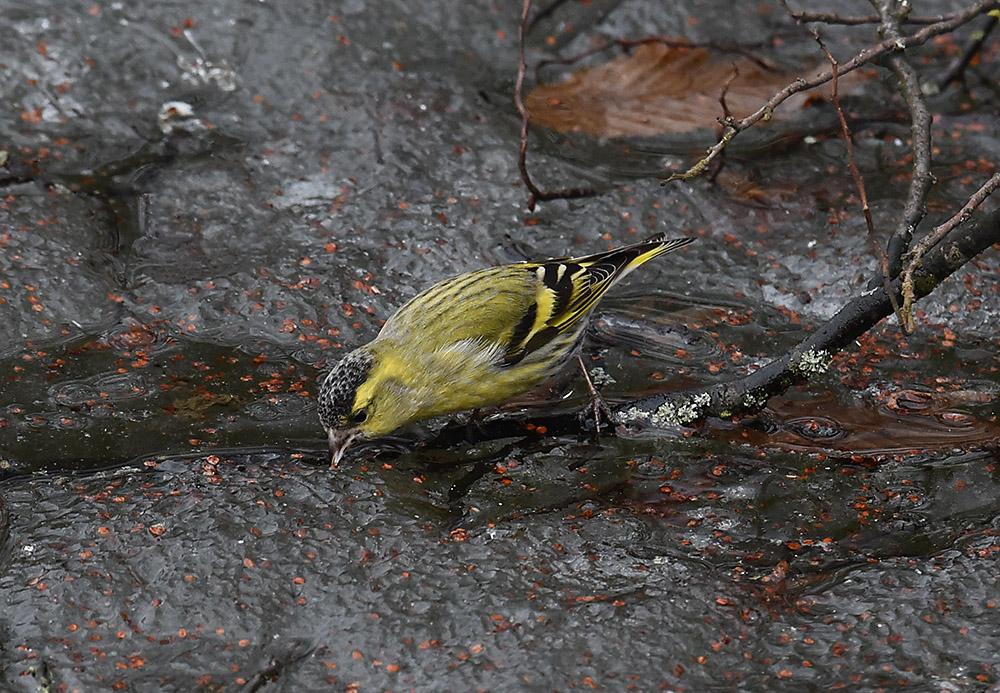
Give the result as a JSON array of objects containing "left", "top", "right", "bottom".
[{"left": 526, "top": 43, "right": 813, "bottom": 138}]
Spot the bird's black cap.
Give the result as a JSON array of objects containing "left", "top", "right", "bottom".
[{"left": 318, "top": 349, "right": 373, "bottom": 429}]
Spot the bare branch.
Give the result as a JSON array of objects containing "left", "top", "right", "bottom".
[
  {"left": 514, "top": 0, "right": 597, "bottom": 210},
  {"left": 789, "top": 11, "right": 963, "bottom": 25},
  {"left": 900, "top": 172, "right": 1000, "bottom": 331},
  {"left": 662, "top": 0, "right": 997, "bottom": 184},
  {"left": 616, "top": 206, "right": 1000, "bottom": 428},
  {"left": 873, "top": 0, "right": 935, "bottom": 282}
]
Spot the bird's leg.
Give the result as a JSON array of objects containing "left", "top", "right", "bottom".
[
  {"left": 576, "top": 354, "right": 614, "bottom": 435},
  {"left": 466, "top": 408, "right": 486, "bottom": 439}
]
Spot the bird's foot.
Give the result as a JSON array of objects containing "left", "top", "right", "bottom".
[{"left": 576, "top": 355, "right": 615, "bottom": 436}]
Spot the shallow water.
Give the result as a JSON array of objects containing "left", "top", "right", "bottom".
[{"left": 2, "top": 0, "right": 1000, "bottom": 690}]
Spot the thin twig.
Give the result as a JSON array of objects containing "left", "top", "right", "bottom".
[
  {"left": 810, "top": 30, "right": 876, "bottom": 238},
  {"left": 707, "top": 66, "right": 741, "bottom": 184},
  {"left": 718, "top": 64, "right": 741, "bottom": 121},
  {"left": 661, "top": 0, "right": 997, "bottom": 184},
  {"left": 935, "top": 11, "right": 999, "bottom": 90},
  {"left": 514, "top": 0, "right": 596, "bottom": 210},
  {"left": 789, "top": 11, "right": 961, "bottom": 25},
  {"left": 806, "top": 24, "right": 902, "bottom": 323},
  {"left": 514, "top": 0, "right": 535, "bottom": 198},
  {"left": 899, "top": 171, "right": 1000, "bottom": 331}
]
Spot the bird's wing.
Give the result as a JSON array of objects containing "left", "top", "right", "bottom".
[
  {"left": 501, "top": 234, "right": 693, "bottom": 366},
  {"left": 378, "top": 265, "right": 537, "bottom": 351},
  {"left": 378, "top": 234, "right": 692, "bottom": 368}
]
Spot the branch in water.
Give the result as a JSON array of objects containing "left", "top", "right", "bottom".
[{"left": 615, "top": 206, "right": 1000, "bottom": 429}]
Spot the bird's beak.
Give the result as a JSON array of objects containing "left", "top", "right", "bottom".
[{"left": 327, "top": 428, "right": 362, "bottom": 468}]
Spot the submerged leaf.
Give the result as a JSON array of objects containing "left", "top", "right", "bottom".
[{"left": 526, "top": 43, "right": 814, "bottom": 138}]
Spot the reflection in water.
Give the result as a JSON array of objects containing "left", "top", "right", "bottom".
[{"left": 708, "top": 390, "right": 1000, "bottom": 459}]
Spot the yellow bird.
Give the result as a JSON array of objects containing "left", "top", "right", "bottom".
[{"left": 318, "top": 233, "right": 693, "bottom": 465}]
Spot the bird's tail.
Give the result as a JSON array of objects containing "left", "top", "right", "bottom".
[{"left": 574, "top": 233, "right": 694, "bottom": 287}]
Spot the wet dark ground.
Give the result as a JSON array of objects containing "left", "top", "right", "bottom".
[{"left": 2, "top": 1, "right": 1000, "bottom": 691}]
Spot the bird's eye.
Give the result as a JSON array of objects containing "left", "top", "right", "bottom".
[{"left": 351, "top": 408, "right": 368, "bottom": 424}]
